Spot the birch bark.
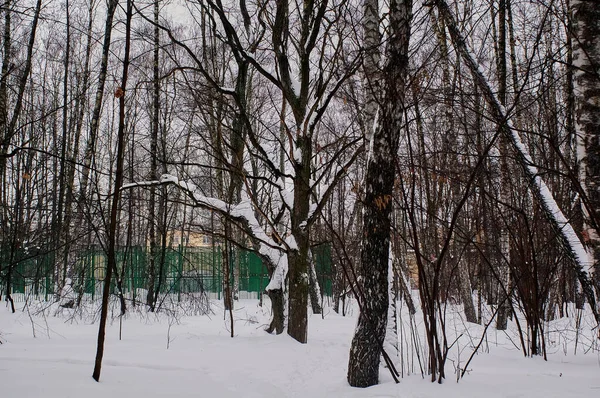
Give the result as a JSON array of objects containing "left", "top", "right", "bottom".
[
  {"left": 347, "top": 0, "right": 412, "bottom": 387},
  {"left": 571, "top": 0, "right": 600, "bottom": 304}
]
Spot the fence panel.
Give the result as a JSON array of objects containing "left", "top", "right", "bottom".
[{"left": 1, "top": 244, "right": 333, "bottom": 301}]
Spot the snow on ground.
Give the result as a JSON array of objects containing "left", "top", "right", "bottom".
[{"left": 1, "top": 298, "right": 599, "bottom": 398}]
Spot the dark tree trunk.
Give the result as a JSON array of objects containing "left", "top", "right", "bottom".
[
  {"left": 78, "top": 0, "right": 119, "bottom": 207},
  {"left": 54, "top": 0, "right": 72, "bottom": 294},
  {"left": 287, "top": 137, "right": 311, "bottom": 342},
  {"left": 0, "top": 0, "right": 10, "bottom": 142},
  {"left": 266, "top": 288, "right": 285, "bottom": 334}
]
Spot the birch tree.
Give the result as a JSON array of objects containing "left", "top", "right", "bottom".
[
  {"left": 347, "top": 0, "right": 412, "bottom": 387},
  {"left": 571, "top": 0, "right": 600, "bottom": 304}
]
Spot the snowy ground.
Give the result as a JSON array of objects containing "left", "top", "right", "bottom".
[{"left": 1, "top": 298, "right": 599, "bottom": 397}]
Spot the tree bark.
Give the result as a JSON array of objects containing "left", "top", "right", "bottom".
[
  {"left": 347, "top": 0, "right": 412, "bottom": 387},
  {"left": 571, "top": 0, "right": 600, "bottom": 303},
  {"left": 0, "top": 0, "right": 11, "bottom": 173},
  {"left": 265, "top": 288, "right": 285, "bottom": 334},
  {"left": 362, "top": 0, "right": 380, "bottom": 143},
  {"left": 495, "top": 0, "right": 510, "bottom": 331},
  {"left": 287, "top": 133, "right": 311, "bottom": 343},
  {"left": 308, "top": 253, "right": 322, "bottom": 314},
  {"left": 146, "top": 0, "right": 161, "bottom": 311}
]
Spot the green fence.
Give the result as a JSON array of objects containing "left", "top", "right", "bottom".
[
  {"left": 313, "top": 244, "right": 333, "bottom": 296},
  {"left": 0, "top": 248, "right": 54, "bottom": 300},
  {"left": 1, "top": 245, "right": 333, "bottom": 300}
]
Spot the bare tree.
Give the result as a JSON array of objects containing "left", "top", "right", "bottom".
[{"left": 93, "top": 0, "right": 131, "bottom": 382}]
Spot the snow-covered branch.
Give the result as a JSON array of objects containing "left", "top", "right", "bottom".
[{"left": 122, "top": 174, "right": 288, "bottom": 291}]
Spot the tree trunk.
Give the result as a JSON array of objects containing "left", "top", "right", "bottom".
[
  {"left": 0, "top": 0, "right": 11, "bottom": 177},
  {"left": 459, "top": 259, "right": 477, "bottom": 323},
  {"left": 362, "top": 0, "right": 380, "bottom": 143},
  {"left": 347, "top": 0, "right": 412, "bottom": 387},
  {"left": 495, "top": 0, "right": 510, "bottom": 332},
  {"left": 571, "top": 0, "right": 600, "bottom": 303},
  {"left": 54, "top": 0, "right": 72, "bottom": 294},
  {"left": 66, "top": 2, "right": 95, "bottom": 293},
  {"left": 0, "top": 1, "right": 11, "bottom": 305},
  {"left": 78, "top": 0, "right": 120, "bottom": 214},
  {"left": 287, "top": 134, "right": 311, "bottom": 343},
  {"left": 384, "top": 256, "right": 399, "bottom": 366},
  {"left": 146, "top": 0, "right": 161, "bottom": 311},
  {"left": 308, "top": 252, "right": 322, "bottom": 314},
  {"left": 265, "top": 288, "right": 285, "bottom": 334},
  {"left": 92, "top": 0, "right": 130, "bottom": 382}
]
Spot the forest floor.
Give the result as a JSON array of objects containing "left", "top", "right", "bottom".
[{"left": 1, "top": 297, "right": 599, "bottom": 397}]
